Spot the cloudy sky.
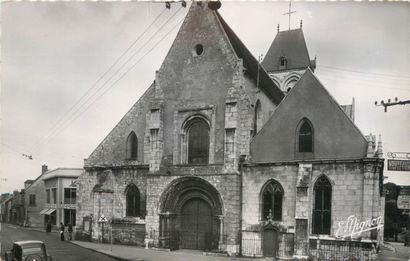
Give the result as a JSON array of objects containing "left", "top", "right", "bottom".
[{"left": 1, "top": 1, "right": 409, "bottom": 193}]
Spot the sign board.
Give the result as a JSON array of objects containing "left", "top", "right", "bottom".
[
  {"left": 387, "top": 159, "right": 410, "bottom": 171},
  {"left": 397, "top": 195, "right": 410, "bottom": 210},
  {"left": 98, "top": 215, "right": 108, "bottom": 223}
]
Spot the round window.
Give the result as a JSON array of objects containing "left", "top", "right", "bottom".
[{"left": 194, "top": 44, "right": 204, "bottom": 56}]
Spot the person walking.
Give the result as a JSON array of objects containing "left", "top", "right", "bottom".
[
  {"left": 68, "top": 223, "right": 73, "bottom": 240},
  {"left": 59, "top": 222, "right": 65, "bottom": 241},
  {"left": 46, "top": 220, "right": 52, "bottom": 233}
]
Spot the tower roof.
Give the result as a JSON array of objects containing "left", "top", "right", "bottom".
[{"left": 262, "top": 28, "right": 314, "bottom": 72}]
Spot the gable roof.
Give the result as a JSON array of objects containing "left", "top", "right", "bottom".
[
  {"left": 215, "top": 11, "right": 284, "bottom": 105},
  {"left": 262, "top": 29, "right": 313, "bottom": 72},
  {"left": 250, "top": 68, "right": 368, "bottom": 162}
]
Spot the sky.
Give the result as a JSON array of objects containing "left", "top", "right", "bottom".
[{"left": 1, "top": 1, "right": 409, "bottom": 194}]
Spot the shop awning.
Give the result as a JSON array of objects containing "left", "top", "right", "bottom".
[
  {"left": 39, "top": 208, "right": 49, "bottom": 215},
  {"left": 44, "top": 209, "right": 56, "bottom": 215}
]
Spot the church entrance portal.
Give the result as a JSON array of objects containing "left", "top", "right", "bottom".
[
  {"left": 180, "top": 198, "right": 212, "bottom": 250},
  {"left": 158, "top": 177, "right": 224, "bottom": 251}
]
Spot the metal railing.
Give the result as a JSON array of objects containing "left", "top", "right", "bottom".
[
  {"left": 241, "top": 233, "right": 294, "bottom": 258},
  {"left": 309, "top": 239, "right": 377, "bottom": 261}
]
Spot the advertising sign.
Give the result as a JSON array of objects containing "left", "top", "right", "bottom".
[
  {"left": 397, "top": 195, "right": 410, "bottom": 210},
  {"left": 387, "top": 159, "right": 410, "bottom": 171}
]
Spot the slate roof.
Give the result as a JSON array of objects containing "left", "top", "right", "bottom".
[
  {"left": 215, "top": 11, "right": 284, "bottom": 105},
  {"left": 262, "top": 29, "right": 313, "bottom": 72}
]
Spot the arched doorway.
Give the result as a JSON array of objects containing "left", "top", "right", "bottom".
[
  {"left": 263, "top": 224, "right": 279, "bottom": 257},
  {"left": 159, "top": 177, "right": 224, "bottom": 251},
  {"left": 180, "top": 198, "right": 212, "bottom": 249}
]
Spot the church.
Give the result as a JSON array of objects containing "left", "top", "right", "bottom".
[{"left": 76, "top": 2, "right": 385, "bottom": 259}]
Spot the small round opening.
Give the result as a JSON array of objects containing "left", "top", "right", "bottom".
[{"left": 195, "top": 44, "right": 204, "bottom": 56}]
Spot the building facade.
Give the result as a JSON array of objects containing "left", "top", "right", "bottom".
[
  {"left": 0, "top": 194, "right": 13, "bottom": 222},
  {"left": 42, "top": 168, "right": 82, "bottom": 227},
  {"left": 24, "top": 165, "right": 82, "bottom": 229},
  {"left": 24, "top": 165, "right": 50, "bottom": 228},
  {"left": 76, "top": 2, "right": 384, "bottom": 260}
]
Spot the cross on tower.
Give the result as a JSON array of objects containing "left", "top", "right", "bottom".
[{"left": 283, "top": 1, "right": 296, "bottom": 31}]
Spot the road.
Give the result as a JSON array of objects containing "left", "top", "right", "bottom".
[{"left": 0, "top": 222, "right": 118, "bottom": 261}]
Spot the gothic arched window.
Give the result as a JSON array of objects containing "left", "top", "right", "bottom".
[
  {"left": 261, "top": 180, "right": 283, "bottom": 221},
  {"left": 312, "top": 175, "right": 332, "bottom": 235},
  {"left": 253, "top": 100, "right": 262, "bottom": 136},
  {"left": 297, "top": 119, "right": 313, "bottom": 152},
  {"left": 187, "top": 118, "right": 210, "bottom": 164},
  {"left": 126, "top": 184, "right": 140, "bottom": 217},
  {"left": 126, "top": 131, "right": 138, "bottom": 159}
]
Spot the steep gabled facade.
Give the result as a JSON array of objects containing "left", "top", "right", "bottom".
[{"left": 76, "top": 2, "right": 384, "bottom": 259}]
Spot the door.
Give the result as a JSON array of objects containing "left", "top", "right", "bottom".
[
  {"left": 180, "top": 198, "right": 212, "bottom": 249},
  {"left": 263, "top": 228, "right": 278, "bottom": 257}
]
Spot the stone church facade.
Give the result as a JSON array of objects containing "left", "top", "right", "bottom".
[{"left": 76, "top": 2, "right": 384, "bottom": 259}]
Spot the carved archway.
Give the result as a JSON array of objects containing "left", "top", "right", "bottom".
[{"left": 158, "top": 177, "right": 224, "bottom": 250}]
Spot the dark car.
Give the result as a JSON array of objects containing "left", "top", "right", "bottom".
[{"left": 4, "top": 240, "right": 52, "bottom": 261}]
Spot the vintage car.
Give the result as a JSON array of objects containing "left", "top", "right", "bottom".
[{"left": 4, "top": 240, "right": 52, "bottom": 261}]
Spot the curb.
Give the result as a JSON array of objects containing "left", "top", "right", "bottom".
[
  {"left": 13, "top": 224, "right": 130, "bottom": 261},
  {"left": 67, "top": 241, "right": 131, "bottom": 261}
]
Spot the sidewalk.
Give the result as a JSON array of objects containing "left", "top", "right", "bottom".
[
  {"left": 69, "top": 241, "right": 265, "bottom": 261},
  {"left": 378, "top": 241, "right": 410, "bottom": 261}
]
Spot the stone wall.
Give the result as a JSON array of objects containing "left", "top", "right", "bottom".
[
  {"left": 76, "top": 166, "right": 148, "bottom": 242},
  {"left": 145, "top": 170, "right": 240, "bottom": 253},
  {"left": 241, "top": 159, "right": 383, "bottom": 257},
  {"left": 85, "top": 86, "right": 154, "bottom": 166}
]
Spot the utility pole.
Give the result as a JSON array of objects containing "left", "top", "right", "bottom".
[{"left": 375, "top": 97, "right": 410, "bottom": 112}]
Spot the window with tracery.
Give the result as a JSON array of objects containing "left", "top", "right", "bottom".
[
  {"left": 298, "top": 120, "right": 313, "bottom": 152},
  {"left": 312, "top": 176, "right": 332, "bottom": 235},
  {"left": 261, "top": 180, "right": 283, "bottom": 221}
]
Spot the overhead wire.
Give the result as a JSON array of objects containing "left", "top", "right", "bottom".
[
  {"left": 31, "top": 6, "right": 185, "bottom": 153},
  {"left": 31, "top": 6, "right": 184, "bottom": 154},
  {"left": 29, "top": 8, "right": 168, "bottom": 152}
]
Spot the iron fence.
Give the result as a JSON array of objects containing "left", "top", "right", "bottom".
[
  {"left": 242, "top": 237, "right": 263, "bottom": 257},
  {"left": 241, "top": 232, "right": 294, "bottom": 258},
  {"left": 309, "top": 239, "right": 377, "bottom": 261}
]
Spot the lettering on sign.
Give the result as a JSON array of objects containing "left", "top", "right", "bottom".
[
  {"left": 336, "top": 215, "right": 383, "bottom": 238},
  {"left": 387, "top": 159, "right": 410, "bottom": 171},
  {"left": 397, "top": 195, "right": 410, "bottom": 210}
]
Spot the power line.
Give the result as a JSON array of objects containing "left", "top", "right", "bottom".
[
  {"left": 31, "top": 7, "right": 184, "bottom": 153},
  {"left": 32, "top": 8, "right": 185, "bottom": 151},
  {"left": 318, "top": 64, "right": 410, "bottom": 80},
  {"left": 29, "top": 8, "right": 168, "bottom": 152},
  {"left": 317, "top": 73, "right": 410, "bottom": 92},
  {"left": 318, "top": 67, "right": 409, "bottom": 84}
]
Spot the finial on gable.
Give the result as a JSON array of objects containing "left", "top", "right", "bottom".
[
  {"left": 277, "top": 24, "right": 280, "bottom": 33},
  {"left": 300, "top": 19, "right": 303, "bottom": 29}
]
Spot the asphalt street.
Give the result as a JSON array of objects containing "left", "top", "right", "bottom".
[{"left": 0, "top": 222, "right": 118, "bottom": 261}]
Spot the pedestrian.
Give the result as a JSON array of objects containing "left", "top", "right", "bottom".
[
  {"left": 60, "top": 222, "right": 65, "bottom": 241},
  {"left": 46, "top": 220, "right": 52, "bottom": 233},
  {"left": 68, "top": 223, "right": 73, "bottom": 240}
]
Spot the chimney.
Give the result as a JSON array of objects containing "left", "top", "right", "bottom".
[{"left": 42, "top": 164, "right": 48, "bottom": 175}]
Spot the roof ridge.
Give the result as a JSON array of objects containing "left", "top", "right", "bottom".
[
  {"left": 214, "top": 10, "right": 284, "bottom": 104},
  {"left": 303, "top": 68, "right": 368, "bottom": 145}
]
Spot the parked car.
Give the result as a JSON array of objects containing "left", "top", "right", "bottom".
[{"left": 4, "top": 240, "right": 52, "bottom": 261}]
